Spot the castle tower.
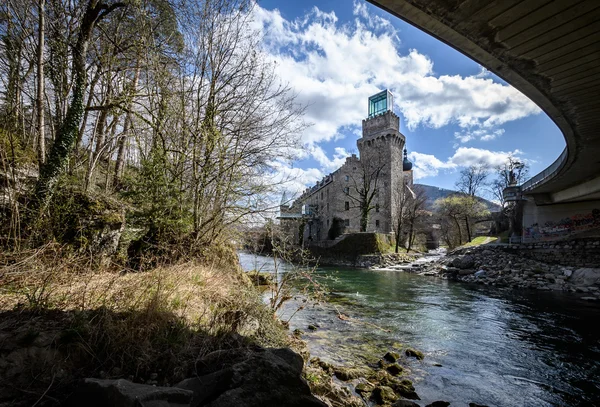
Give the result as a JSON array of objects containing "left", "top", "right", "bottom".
[{"left": 357, "top": 90, "right": 406, "bottom": 232}]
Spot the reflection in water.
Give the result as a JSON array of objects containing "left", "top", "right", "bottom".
[{"left": 238, "top": 253, "right": 600, "bottom": 407}]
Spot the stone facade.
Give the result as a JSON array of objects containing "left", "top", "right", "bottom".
[{"left": 280, "top": 108, "right": 413, "bottom": 244}]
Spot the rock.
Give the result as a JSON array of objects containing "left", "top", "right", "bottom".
[
  {"left": 184, "top": 348, "right": 325, "bottom": 407},
  {"left": 384, "top": 351, "right": 400, "bottom": 362},
  {"left": 570, "top": 268, "right": 600, "bottom": 286},
  {"left": 334, "top": 366, "right": 370, "bottom": 381},
  {"left": 391, "top": 379, "right": 420, "bottom": 400},
  {"left": 386, "top": 363, "right": 403, "bottom": 376},
  {"left": 458, "top": 269, "right": 476, "bottom": 276},
  {"left": 452, "top": 255, "right": 475, "bottom": 269},
  {"left": 474, "top": 270, "right": 486, "bottom": 278},
  {"left": 469, "top": 403, "right": 489, "bottom": 407},
  {"left": 405, "top": 348, "right": 424, "bottom": 360},
  {"left": 371, "top": 385, "right": 398, "bottom": 404},
  {"left": 425, "top": 402, "right": 450, "bottom": 407},
  {"left": 308, "top": 324, "right": 318, "bottom": 331},
  {"left": 580, "top": 297, "right": 598, "bottom": 301},
  {"left": 354, "top": 382, "right": 375, "bottom": 394},
  {"left": 393, "top": 400, "right": 421, "bottom": 407},
  {"left": 67, "top": 378, "right": 193, "bottom": 407}
]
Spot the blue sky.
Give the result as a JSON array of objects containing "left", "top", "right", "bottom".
[{"left": 254, "top": 0, "right": 565, "bottom": 198}]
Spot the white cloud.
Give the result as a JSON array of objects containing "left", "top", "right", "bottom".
[
  {"left": 251, "top": 3, "right": 541, "bottom": 149},
  {"left": 409, "top": 147, "right": 523, "bottom": 179},
  {"left": 311, "top": 146, "right": 350, "bottom": 172},
  {"left": 454, "top": 128, "right": 505, "bottom": 143},
  {"left": 269, "top": 160, "right": 324, "bottom": 198},
  {"left": 250, "top": 2, "right": 541, "bottom": 191}
]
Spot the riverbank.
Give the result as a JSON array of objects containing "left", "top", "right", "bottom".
[
  {"left": 0, "top": 246, "right": 328, "bottom": 406},
  {"left": 237, "top": 251, "right": 600, "bottom": 406},
  {"left": 409, "top": 245, "right": 600, "bottom": 300}
]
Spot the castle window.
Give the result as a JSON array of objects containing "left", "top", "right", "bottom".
[
  {"left": 376, "top": 204, "right": 379, "bottom": 213},
  {"left": 345, "top": 175, "right": 349, "bottom": 182},
  {"left": 345, "top": 201, "right": 349, "bottom": 211},
  {"left": 376, "top": 220, "right": 380, "bottom": 228},
  {"left": 321, "top": 191, "right": 323, "bottom": 199},
  {"left": 344, "top": 187, "right": 349, "bottom": 195},
  {"left": 327, "top": 203, "right": 329, "bottom": 211},
  {"left": 327, "top": 219, "right": 330, "bottom": 227},
  {"left": 344, "top": 219, "right": 350, "bottom": 227}
]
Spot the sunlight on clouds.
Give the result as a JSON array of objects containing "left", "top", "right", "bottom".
[
  {"left": 251, "top": 2, "right": 540, "bottom": 149},
  {"left": 409, "top": 148, "right": 523, "bottom": 180},
  {"left": 251, "top": 1, "right": 541, "bottom": 193}
]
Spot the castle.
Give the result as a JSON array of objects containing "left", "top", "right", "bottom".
[{"left": 279, "top": 90, "right": 414, "bottom": 244}]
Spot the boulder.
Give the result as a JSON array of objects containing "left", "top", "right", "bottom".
[
  {"left": 384, "top": 351, "right": 400, "bottom": 362},
  {"left": 451, "top": 255, "right": 475, "bottom": 269},
  {"left": 66, "top": 378, "right": 193, "bottom": 407},
  {"left": 192, "top": 347, "right": 326, "bottom": 407},
  {"left": 425, "top": 402, "right": 450, "bottom": 407},
  {"left": 371, "top": 386, "right": 398, "bottom": 404},
  {"left": 405, "top": 348, "right": 424, "bottom": 360},
  {"left": 386, "top": 363, "right": 403, "bottom": 376},
  {"left": 570, "top": 268, "right": 600, "bottom": 286}
]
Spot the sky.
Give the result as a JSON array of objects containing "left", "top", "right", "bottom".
[{"left": 253, "top": 0, "right": 565, "bottom": 200}]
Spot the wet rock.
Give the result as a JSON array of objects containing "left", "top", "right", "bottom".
[
  {"left": 384, "top": 351, "right": 400, "bottom": 362},
  {"left": 393, "top": 400, "right": 421, "bottom": 407},
  {"left": 405, "top": 348, "right": 424, "bottom": 360},
  {"left": 425, "top": 402, "right": 450, "bottom": 407},
  {"left": 391, "top": 379, "right": 420, "bottom": 400},
  {"left": 385, "top": 363, "right": 403, "bottom": 376},
  {"left": 371, "top": 385, "right": 398, "bottom": 404},
  {"left": 355, "top": 381, "right": 375, "bottom": 394},
  {"left": 334, "top": 366, "right": 370, "bottom": 381},
  {"left": 469, "top": 403, "right": 489, "bottom": 407},
  {"left": 308, "top": 324, "right": 318, "bottom": 331},
  {"left": 67, "top": 378, "right": 193, "bottom": 407}
]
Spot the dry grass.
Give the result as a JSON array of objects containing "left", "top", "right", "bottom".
[{"left": 0, "top": 244, "right": 288, "bottom": 406}]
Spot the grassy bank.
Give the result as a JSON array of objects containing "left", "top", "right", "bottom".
[{"left": 0, "top": 245, "right": 288, "bottom": 406}]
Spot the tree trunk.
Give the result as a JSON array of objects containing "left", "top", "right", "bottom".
[
  {"left": 37, "top": 0, "right": 46, "bottom": 169},
  {"left": 113, "top": 65, "right": 140, "bottom": 188},
  {"left": 464, "top": 215, "right": 472, "bottom": 242},
  {"left": 33, "top": 0, "right": 124, "bottom": 209}
]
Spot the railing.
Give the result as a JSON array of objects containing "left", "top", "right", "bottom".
[{"left": 521, "top": 147, "right": 568, "bottom": 192}]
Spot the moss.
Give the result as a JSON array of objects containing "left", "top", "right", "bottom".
[
  {"left": 405, "top": 348, "right": 424, "bottom": 360},
  {"left": 386, "top": 363, "right": 403, "bottom": 376},
  {"left": 384, "top": 351, "right": 400, "bottom": 363},
  {"left": 371, "top": 385, "right": 398, "bottom": 404}
]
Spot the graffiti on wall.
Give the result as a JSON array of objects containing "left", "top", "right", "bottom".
[{"left": 524, "top": 208, "right": 600, "bottom": 241}]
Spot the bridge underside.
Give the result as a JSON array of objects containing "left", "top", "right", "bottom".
[{"left": 369, "top": 0, "right": 600, "bottom": 240}]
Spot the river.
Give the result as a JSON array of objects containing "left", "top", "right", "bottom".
[{"left": 238, "top": 252, "right": 600, "bottom": 407}]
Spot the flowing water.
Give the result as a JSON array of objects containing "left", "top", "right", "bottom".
[{"left": 238, "top": 252, "right": 600, "bottom": 407}]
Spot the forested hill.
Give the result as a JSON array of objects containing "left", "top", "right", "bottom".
[{"left": 414, "top": 184, "right": 501, "bottom": 212}]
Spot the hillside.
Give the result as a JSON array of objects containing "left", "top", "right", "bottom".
[{"left": 414, "top": 183, "right": 501, "bottom": 212}]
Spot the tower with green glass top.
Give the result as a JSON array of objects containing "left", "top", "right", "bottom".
[{"left": 357, "top": 89, "right": 407, "bottom": 232}]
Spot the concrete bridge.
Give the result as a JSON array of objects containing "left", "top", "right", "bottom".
[{"left": 368, "top": 0, "right": 600, "bottom": 241}]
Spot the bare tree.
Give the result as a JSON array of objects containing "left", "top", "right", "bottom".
[
  {"left": 455, "top": 164, "right": 489, "bottom": 197},
  {"left": 489, "top": 157, "right": 529, "bottom": 206},
  {"left": 33, "top": 0, "right": 125, "bottom": 208},
  {"left": 36, "top": 0, "right": 46, "bottom": 168},
  {"left": 346, "top": 154, "right": 386, "bottom": 232}
]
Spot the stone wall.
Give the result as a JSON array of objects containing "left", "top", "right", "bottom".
[{"left": 516, "top": 238, "right": 600, "bottom": 268}]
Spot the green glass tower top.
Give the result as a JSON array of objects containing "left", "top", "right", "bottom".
[{"left": 368, "top": 89, "right": 393, "bottom": 118}]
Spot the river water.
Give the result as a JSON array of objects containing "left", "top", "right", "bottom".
[{"left": 238, "top": 252, "right": 600, "bottom": 407}]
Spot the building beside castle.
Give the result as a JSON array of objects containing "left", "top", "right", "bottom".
[{"left": 279, "top": 90, "right": 414, "bottom": 244}]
